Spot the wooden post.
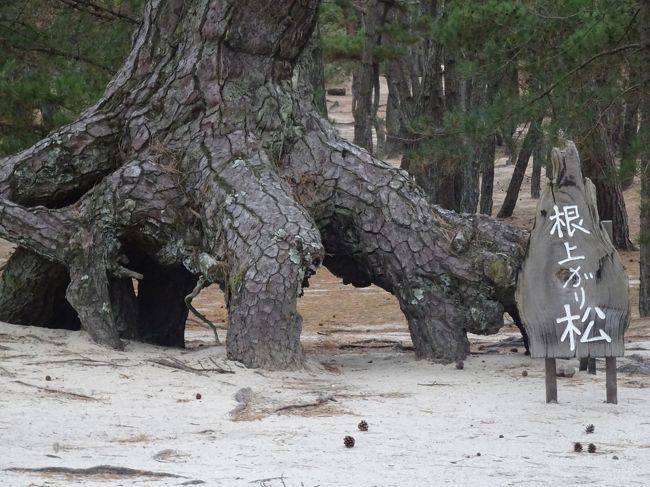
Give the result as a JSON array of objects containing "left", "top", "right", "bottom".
[
  {"left": 545, "top": 358, "right": 558, "bottom": 403},
  {"left": 580, "top": 357, "right": 597, "bottom": 373},
  {"left": 602, "top": 220, "right": 618, "bottom": 404},
  {"left": 606, "top": 357, "right": 617, "bottom": 404},
  {"left": 587, "top": 358, "right": 596, "bottom": 375}
]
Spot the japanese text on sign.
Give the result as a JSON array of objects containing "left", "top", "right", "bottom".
[{"left": 550, "top": 205, "right": 611, "bottom": 351}]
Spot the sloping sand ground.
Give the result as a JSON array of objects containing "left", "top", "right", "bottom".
[
  {"left": 1, "top": 82, "right": 649, "bottom": 486},
  {"left": 1, "top": 324, "right": 649, "bottom": 486}
]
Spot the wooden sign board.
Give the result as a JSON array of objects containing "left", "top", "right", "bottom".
[{"left": 516, "top": 141, "right": 629, "bottom": 360}]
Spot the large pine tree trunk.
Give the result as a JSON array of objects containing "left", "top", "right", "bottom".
[{"left": 0, "top": 0, "right": 527, "bottom": 369}]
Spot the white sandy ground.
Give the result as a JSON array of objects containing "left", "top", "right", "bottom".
[{"left": 1, "top": 322, "right": 649, "bottom": 487}]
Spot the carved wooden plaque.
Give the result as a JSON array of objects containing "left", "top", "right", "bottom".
[{"left": 516, "top": 141, "right": 629, "bottom": 358}]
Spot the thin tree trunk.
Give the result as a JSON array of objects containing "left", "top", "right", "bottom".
[
  {"left": 384, "top": 77, "right": 402, "bottom": 157},
  {"left": 580, "top": 124, "right": 636, "bottom": 250},
  {"left": 460, "top": 157, "right": 480, "bottom": 213},
  {"left": 530, "top": 143, "right": 543, "bottom": 199},
  {"left": 371, "top": 3, "right": 392, "bottom": 159},
  {"left": 444, "top": 50, "right": 460, "bottom": 112},
  {"left": 502, "top": 58, "right": 519, "bottom": 166},
  {"left": 638, "top": 0, "right": 650, "bottom": 316},
  {"left": 479, "top": 134, "right": 497, "bottom": 215},
  {"left": 352, "top": 0, "right": 378, "bottom": 151},
  {"left": 497, "top": 118, "right": 542, "bottom": 218},
  {"left": 619, "top": 100, "right": 639, "bottom": 190},
  {"left": 459, "top": 77, "right": 482, "bottom": 214},
  {"left": 372, "top": 63, "right": 385, "bottom": 158}
]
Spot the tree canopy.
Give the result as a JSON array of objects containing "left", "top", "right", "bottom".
[{"left": 0, "top": 0, "right": 142, "bottom": 155}]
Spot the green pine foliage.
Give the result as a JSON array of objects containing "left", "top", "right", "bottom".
[
  {"left": 437, "top": 0, "right": 640, "bottom": 147},
  {"left": 320, "top": 0, "right": 363, "bottom": 82},
  {"left": 320, "top": 0, "right": 640, "bottom": 163},
  {"left": 0, "top": 1, "right": 142, "bottom": 156}
]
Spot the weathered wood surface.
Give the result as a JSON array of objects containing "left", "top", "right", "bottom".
[
  {"left": 545, "top": 358, "right": 558, "bottom": 403},
  {"left": 606, "top": 357, "right": 618, "bottom": 404},
  {"left": 516, "top": 141, "right": 629, "bottom": 359}
]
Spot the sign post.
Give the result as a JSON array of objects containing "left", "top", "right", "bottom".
[
  {"left": 516, "top": 141, "right": 629, "bottom": 404},
  {"left": 601, "top": 220, "right": 618, "bottom": 404}
]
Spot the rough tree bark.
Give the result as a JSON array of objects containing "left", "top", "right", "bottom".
[
  {"left": 461, "top": 77, "right": 490, "bottom": 215},
  {"left": 580, "top": 124, "right": 636, "bottom": 250},
  {"left": 0, "top": 0, "right": 528, "bottom": 369},
  {"left": 295, "top": 20, "right": 328, "bottom": 119},
  {"left": 352, "top": 0, "right": 379, "bottom": 152},
  {"left": 619, "top": 99, "right": 638, "bottom": 190},
  {"left": 478, "top": 134, "right": 497, "bottom": 215},
  {"left": 530, "top": 145, "right": 543, "bottom": 199},
  {"left": 501, "top": 57, "right": 520, "bottom": 166},
  {"left": 639, "top": 0, "right": 650, "bottom": 316}
]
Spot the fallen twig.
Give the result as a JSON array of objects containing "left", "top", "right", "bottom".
[
  {"left": 250, "top": 474, "right": 288, "bottom": 486},
  {"left": 317, "top": 328, "right": 372, "bottom": 335},
  {"left": 185, "top": 276, "right": 225, "bottom": 344},
  {"left": 25, "top": 358, "right": 129, "bottom": 367},
  {"left": 12, "top": 380, "right": 99, "bottom": 401},
  {"left": 273, "top": 394, "right": 334, "bottom": 413},
  {"left": 417, "top": 382, "right": 453, "bottom": 387},
  {"left": 6, "top": 465, "right": 184, "bottom": 479},
  {"left": 339, "top": 339, "right": 400, "bottom": 349},
  {"left": 3, "top": 354, "right": 37, "bottom": 360},
  {"left": 149, "top": 356, "right": 233, "bottom": 375}
]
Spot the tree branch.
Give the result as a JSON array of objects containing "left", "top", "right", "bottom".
[
  {"left": 184, "top": 276, "right": 224, "bottom": 344},
  {"left": 530, "top": 44, "right": 641, "bottom": 104},
  {"left": 2, "top": 43, "right": 115, "bottom": 73},
  {"left": 56, "top": 0, "right": 139, "bottom": 25}
]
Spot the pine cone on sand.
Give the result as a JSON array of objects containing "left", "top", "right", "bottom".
[
  {"left": 344, "top": 436, "right": 355, "bottom": 448},
  {"left": 358, "top": 420, "right": 368, "bottom": 432}
]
